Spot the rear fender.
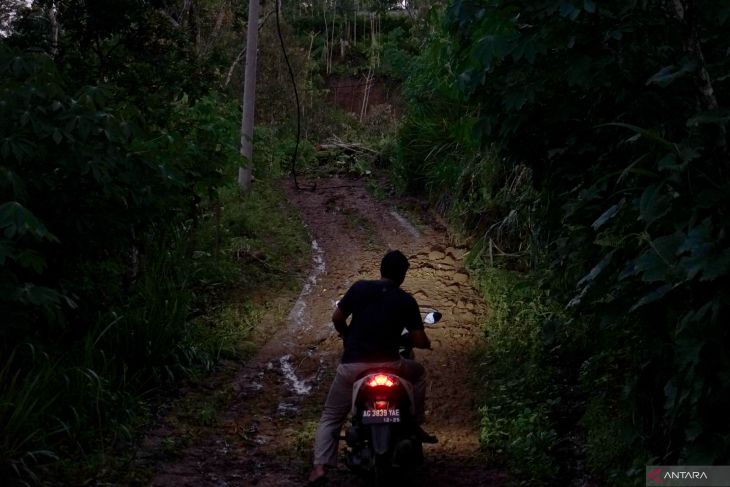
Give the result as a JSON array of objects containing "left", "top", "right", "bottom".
[
  {"left": 370, "top": 424, "right": 392, "bottom": 455},
  {"left": 351, "top": 374, "right": 415, "bottom": 417}
]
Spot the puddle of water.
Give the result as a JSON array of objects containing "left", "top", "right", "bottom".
[
  {"left": 288, "top": 240, "right": 326, "bottom": 329},
  {"left": 390, "top": 210, "right": 421, "bottom": 239},
  {"left": 279, "top": 354, "right": 313, "bottom": 395}
]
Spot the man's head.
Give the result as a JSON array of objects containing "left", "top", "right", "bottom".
[{"left": 380, "top": 250, "right": 409, "bottom": 286}]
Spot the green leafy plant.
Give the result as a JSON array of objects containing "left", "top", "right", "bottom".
[{"left": 397, "top": 0, "right": 730, "bottom": 483}]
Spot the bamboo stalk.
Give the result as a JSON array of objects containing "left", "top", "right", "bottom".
[
  {"left": 329, "top": 2, "right": 336, "bottom": 73},
  {"left": 323, "top": 3, "right": 329, "bottom": 74},
  {"left": 360, "top": 68, "right": 373, "bottom": 122}
]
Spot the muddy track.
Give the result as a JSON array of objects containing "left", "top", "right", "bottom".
[{"left": 149, "top": 177, "right": 506, "bottom": 486}]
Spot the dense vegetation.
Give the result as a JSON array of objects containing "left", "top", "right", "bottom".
[
  {"left": 394, "top": 0, "right": 729, "bottom": 484},
  {"left": 3, "top": 0, "right": 728, "bottom": 485},
  {"left": 1, "top": 1, "right": 310, "bottom": 483}
]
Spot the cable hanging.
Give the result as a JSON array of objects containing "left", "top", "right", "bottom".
[{"left": 275, "top": 0, "right": 315, "bottom": 191}]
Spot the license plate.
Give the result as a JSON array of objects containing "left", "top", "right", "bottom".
[{"left": 362, "top": 407, "right": 400, "bottom": 424}]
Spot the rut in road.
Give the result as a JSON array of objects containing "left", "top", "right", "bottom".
[{"left": 150, "top": 177, "right": 505, "bottom": 486}]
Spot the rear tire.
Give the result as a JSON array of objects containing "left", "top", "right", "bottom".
[{"left": 373, "top": 452, "right": 391, "bottom": 487}]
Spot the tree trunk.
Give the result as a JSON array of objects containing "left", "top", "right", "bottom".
[
  {"left": 49, "top": 2, "right": 59, "bottom": 57},
  {"left": 238, "top": 0, "right": 261, "bottom": 192}
]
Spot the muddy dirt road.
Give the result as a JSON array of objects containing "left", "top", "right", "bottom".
[{"left": 149, "top": 177, "right": 505, "bottom": 486}]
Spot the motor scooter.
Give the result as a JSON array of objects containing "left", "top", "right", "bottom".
[{"left": 341, "top": 307, "right": 441, "bottom": 486}]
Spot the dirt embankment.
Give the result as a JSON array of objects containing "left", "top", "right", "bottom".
[{"left": 146, "top": 176, "right": 506, "bottom": 486}]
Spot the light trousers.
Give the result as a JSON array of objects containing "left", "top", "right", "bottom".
[{"left": 312, "top": 358, "right": 426, "bottom": 467}]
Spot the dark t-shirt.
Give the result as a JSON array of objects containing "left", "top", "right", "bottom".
[{"left": 338, "top": 279, "right": 423, "bottom": 364}]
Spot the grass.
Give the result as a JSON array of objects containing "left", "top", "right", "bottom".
[
  {"left": 468, "top": 265, "right": 561, "bottom": 484},
  {"left": 294, "top": 420, "right": 319, "bottom": 462},
  {"left": 0, "top": 173, "right": 311, "bottom": 485}
]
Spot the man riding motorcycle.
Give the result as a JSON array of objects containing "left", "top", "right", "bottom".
[{"left": 308, "top": 250, "right": 436, "bottom": 485}]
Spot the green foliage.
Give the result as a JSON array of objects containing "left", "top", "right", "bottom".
[
  {"left": 399, "top": 0, "right": 730, "bottom": 483},
  {"left": 380, "top": 26, "right": 415, "bottom": 80},
  {"left": 0, "top": 46, "right": 232, "bottom": 335},
  {"left": 582, "top": 397, "right": 635, "bottom": 477},
  {"left": 0, "top": 10, "right": 308, "bottom": 480},
  {"left": 471, "top": 267, "right": 561, "bottom": 482},
  {"left": 0, "top": 0, "right": 314, "bottom": 482}
]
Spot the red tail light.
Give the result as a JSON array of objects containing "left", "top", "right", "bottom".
[{"left": 367, "top": 374, "right": 398, "bottom": 387}]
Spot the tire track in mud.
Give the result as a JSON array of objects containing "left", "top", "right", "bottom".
[{"left": 149, "top": 177, "right": 506, "bottom": 486}]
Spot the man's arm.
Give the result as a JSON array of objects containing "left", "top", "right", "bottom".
[
  {"left": 332, "top": 306, "right": 349, "bottom": 338},
  {"left": 404, "top": 294, "right": 430, "bottom": 349},
  {"left": 410, "top": 329, "right": 431, "bottom": 349}
]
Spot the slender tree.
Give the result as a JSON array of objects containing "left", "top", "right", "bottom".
[{"left": 238, "top": 0, "right": 261, "bottom": 192}]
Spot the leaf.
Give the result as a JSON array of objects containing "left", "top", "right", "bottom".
[
  {"left": 676, "top": 220, "right": 719, "bottom": 280},
  {"left": 618, "top": 261, "right": 637, "bottom": 280},
  {"left": 599, "top": 123, "right": 675, "bottom": 151},
  {"left": 675, "top": 337, "right": 703, "bottom": 372},
  {"left": 657, "top": 153, "right": 681, "bottom": 171},
  {"left": 639, "top": 184, "right": 670, "bottom": 225},
  {"left": 16, "top": 249, "right": 47, "bottom": 274},
  {"left": 654, "top": 233, "right": 684, "bottom": 258},
  {"left": 685, "top": 421, "right": 702, "bottom": 442},
  {"left": 677, "top": 301, "right": 715, "bottom": 334},
  {"left": 634, "top": 250, "right": 669, "bottom": 283},
  {"left": 629, "top": 284, "right": 673, "bottom": 312},
  {"left": 559, "top": 2, "right": 580, "bottom": 20},
  {"left": 699, "top": 249, "right": 730, "bottom": 281},
  {"left": 677, "top": 219, "right": 712, "bottom": 255},
  {"left": 52, "top": 129, "right": 63, "bottom": 144},
  {"left": 583, "top": 0, "right": 596, "bottom": 13},
  {"left": 502, "top": 91, "right": 529, "bottom": 110},
  {"left": 0, "top": 202, "right": 59, "bottom": 242},
  {"left": 678, "top": 145, "right": 700, "bottom": 163},
  {"left": 0, "top": 240, "right": 13, "bottom": 265},
  {"left": 0, "top": 167, "right": 28, "bottom": 200},
  {"left": 617, "top": 155, "right": 648, "bottom": 183},
  {"left": 686, "top": 109, "right": 730, "bottom": 127},
  {"left": 646, "top": 61, "right": 696, "bottom": 87},
  {"left": 592, "top": 200, "right": 623, "bottom": 230},
  {"left": 628, "top": 233, "right": 682, "bottom": 284},
  {"left": 13, "top": 283, "right": 62, "bottom": 307},
  {"left": 577, "top": 250, "right": 615, "bottom": 288},
  {"left": 677, "top": 221, "right": 729, "bottom": 281}
]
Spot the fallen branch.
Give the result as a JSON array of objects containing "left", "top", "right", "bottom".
[{"left": 317, "top": 142, "right": 376, "bottom": 154}]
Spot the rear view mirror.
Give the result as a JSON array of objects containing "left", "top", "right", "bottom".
[{"left": 424, "top": 311, "right": 442, "bottom": 325}]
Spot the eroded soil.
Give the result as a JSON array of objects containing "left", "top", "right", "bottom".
[{"left": 146, "top": 176, "right": 506, "bottom": 486}]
